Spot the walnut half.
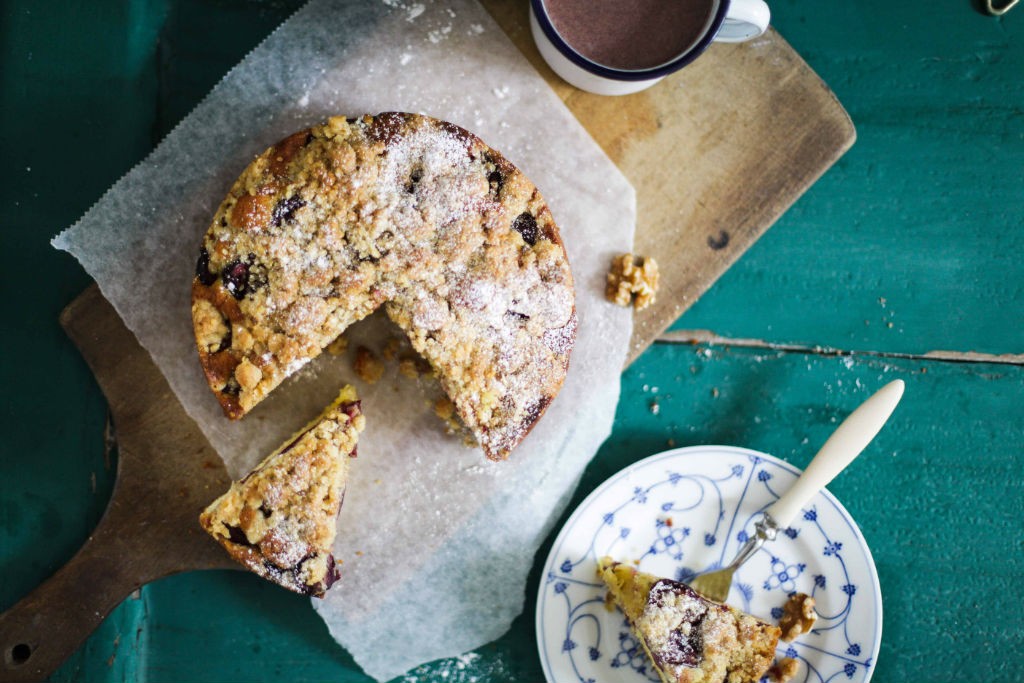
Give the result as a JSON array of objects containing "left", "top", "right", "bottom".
[
  {"left": 779, "top": 592, "right": 817, "bottom": 642},
  {"left": 605, "top": 253, "right": 659, "bottom": 311}
]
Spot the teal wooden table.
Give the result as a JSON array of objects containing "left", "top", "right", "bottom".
[{"left": 2, "top": 1, "right": 1022, "bottom": 681}]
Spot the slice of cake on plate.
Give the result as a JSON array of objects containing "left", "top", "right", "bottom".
[
  {"left": 597, "top": 557, "right": 781, "bottom": 683},
  {"left": 199, "top": 386, "right": 364, "bottom": 597}
]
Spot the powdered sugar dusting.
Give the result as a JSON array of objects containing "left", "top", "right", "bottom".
[{"left": 200, "top": 114, "right": 575, "bottom": 460}]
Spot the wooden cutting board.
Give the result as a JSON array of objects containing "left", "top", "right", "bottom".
[
  {"left": 482, "top": 1, "right": 854, "bottom": 363},
  {"left": 0, "top": 7, "right": 852, "bottom": 680}
]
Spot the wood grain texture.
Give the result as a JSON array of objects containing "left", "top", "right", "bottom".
[
  {"left": 480, "top": 0, "right": 855, "bottom": 363},
  {"left": 0, "top": 286, "right": 234, "bottom": 683}
]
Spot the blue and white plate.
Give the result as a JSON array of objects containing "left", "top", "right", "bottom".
[{"left": 536, "top": 446, "right": 882, "bottom": 683}]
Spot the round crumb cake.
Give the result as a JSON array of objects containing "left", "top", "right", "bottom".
[{"left": 191, "top": 112, "right": 576, "bottom": 460}]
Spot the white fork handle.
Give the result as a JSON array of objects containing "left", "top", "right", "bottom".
[{"left": 765, "top": 379, "right": 905, "bottom": 528}]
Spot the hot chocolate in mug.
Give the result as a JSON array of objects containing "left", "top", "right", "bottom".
[{"left": 530, "top": 0, "right": 770, "bottom": 95}]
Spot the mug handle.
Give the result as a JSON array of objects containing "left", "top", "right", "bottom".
[{"left": 715, "top": 0, "right": 770, "bottom": 43}]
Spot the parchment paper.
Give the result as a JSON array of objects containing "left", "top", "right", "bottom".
[{"left": 53, "top": 0, "right": 635, "bottom": 679}]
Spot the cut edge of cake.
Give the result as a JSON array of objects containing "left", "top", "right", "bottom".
[
  {"left": 191, "top": 113, "right": 576, "bottom": 462},
  {"left": 597, "top": 556, "right": 781, "bottom": 683},
  {"left": 199, "top": 386, "right": 364, "bottom": 597}
]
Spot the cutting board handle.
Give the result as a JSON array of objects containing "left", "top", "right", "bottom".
[
  {"left": 0, "top": 464, "right": 163, "bottom": 682},
  {"left": 0, "top": 286, "right": 234, "bottom": 681}
]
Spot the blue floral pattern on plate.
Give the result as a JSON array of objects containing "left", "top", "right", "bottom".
[{"left": 536, "top": 446, "right": 882, "bottom": 683}]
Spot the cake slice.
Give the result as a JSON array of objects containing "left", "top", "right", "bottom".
[
  {"left": 199, "top": 386, "right": 365, "bottom": 597},
  {"left": 597, "top": 557, "right": 781, "bottom": 683}
]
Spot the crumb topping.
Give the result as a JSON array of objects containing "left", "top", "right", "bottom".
[{"left": 192, "top": 113, "right": 575, "bottom": 459}]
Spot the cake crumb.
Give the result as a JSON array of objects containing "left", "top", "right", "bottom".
[
  {"left": 426, "top": 396, "right": 476, "bottom": 446},
  {"left": 399, "top": 355, "right": 434, "bottom": 379},
  {"left": 434, "top": 396, "right": 455, "bottom": 421},
  {"left": 325, "top": 334, "right": 348, "bottom": 356},
  {"left": 769, "top": 657, "right": 800, "bottom": 682},
  {"left": 399, "top": 358, "right": 420, "bottom": 379},
  {"left": 435, "top": 396, "right": 467, "bottom": 438},
  {"left": 382, "top": 337, "right": 403, "bottom": 361},
  {"left": 779, "top": 592, "right": 817, "bottom": 642},
  {"left": 606, "top": 253, "right": 659, "bottom": 311},
  {"left": 354, "top": 347, "right": 384, "bottom": 384}
]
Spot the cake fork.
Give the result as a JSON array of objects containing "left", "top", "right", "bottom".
[{"left": 689, "top": 379, "right": 905, "bottom": 603}]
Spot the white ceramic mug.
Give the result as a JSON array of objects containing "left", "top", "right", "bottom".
[{"left": 530, "top": 0, "right": 771, "bottom": 96}]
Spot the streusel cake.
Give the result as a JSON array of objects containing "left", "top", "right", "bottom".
[
  {"left": 598, "top": 557, "right": 781, "bottom": 683},
  {"left": 199, "top": 386, "right": 364, "bottom": 597},
  {"left": 192, "top": 112, "right": 575, "bottom": 460}
]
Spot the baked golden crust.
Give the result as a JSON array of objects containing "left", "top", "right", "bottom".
[
  {"left": 598, "top": 557, "right": 781, "bottom": 683},
  {"left": 192, "top": 112, "right": 575, "bottom": 459},
  {"left": 199, "top": 387, "right": 365, "bottom": 597}
]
